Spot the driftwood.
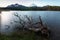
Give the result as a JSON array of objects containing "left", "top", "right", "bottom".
[{"left": 13, "top": 13, "right": 50, "bottom": 38}]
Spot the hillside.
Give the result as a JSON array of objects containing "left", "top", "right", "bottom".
[{"left": 0, "top": 4, "right": 60, "bottom": 11}]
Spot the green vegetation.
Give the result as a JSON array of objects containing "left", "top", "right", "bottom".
[{"left": 0, "top": 31, "right": 49, "bottom": 40}]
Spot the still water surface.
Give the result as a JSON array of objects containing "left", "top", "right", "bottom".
[{"left": 1, "top": 11, "right": 60, "bottom": 40}]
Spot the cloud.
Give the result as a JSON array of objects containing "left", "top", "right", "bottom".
[{"left": 0, "top": 0, "right": 60, "bottom": 7}]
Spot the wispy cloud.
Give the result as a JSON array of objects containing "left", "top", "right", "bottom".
[{"left": 0, "top": 0, "right": 60, "bottom": 7}]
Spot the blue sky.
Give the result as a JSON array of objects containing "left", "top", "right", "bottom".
[{"left": 0, "top": 0, "right": 60, "bottom": 7}]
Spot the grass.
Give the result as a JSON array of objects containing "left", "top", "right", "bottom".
[{"left": 0, "top": 31, "right": 49, "bottom": 40}]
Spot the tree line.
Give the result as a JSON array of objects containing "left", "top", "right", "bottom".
[{"left": 0, "top": 5, "right": 60, "bottom": 11}]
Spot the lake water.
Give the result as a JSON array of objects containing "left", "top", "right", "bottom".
[{"left": 1, "top": 11, "right": 60, "bottom": 40}]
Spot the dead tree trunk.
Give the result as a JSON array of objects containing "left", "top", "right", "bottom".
[{"left": 13, "top": 14, "right": 50, "bottom": 38}]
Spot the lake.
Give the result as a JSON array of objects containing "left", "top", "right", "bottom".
[{"left": 1, "top": 11, "right": 60, "bottom": 40}]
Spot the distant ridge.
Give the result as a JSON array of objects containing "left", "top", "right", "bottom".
[
  {"left": 0, "top": 4, "right": 60, "bottom": 11},
  {"left": 30, "top": 3, "right": 37, "bottom": 7},
  {"left": 6, "top": 3, "right": 28, "bottom": 10}
]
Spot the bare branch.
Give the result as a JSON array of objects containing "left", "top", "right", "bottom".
[{"left": 39, "top": 16, "right": 43, "bottom": 26}]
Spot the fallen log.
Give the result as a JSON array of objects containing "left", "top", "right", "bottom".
[{"left": 13, "top": 15, "right": 50, "bottom": 38}]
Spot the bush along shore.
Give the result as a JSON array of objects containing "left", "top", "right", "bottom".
[{"left": 0, "top": 14, "right": 51, "bottom": 40}]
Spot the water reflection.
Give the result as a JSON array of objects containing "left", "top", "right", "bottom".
[
  {"left": 1, "top": 11, "right": 13, "bottom": 34},
  {"left": 1, "top": 11, "right": 60, "bottom": 40},
  {"left": 1, "top": 11, "right": 60, "bottom": 33}
]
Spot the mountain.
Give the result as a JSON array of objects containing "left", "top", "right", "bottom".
[
  {"left": 30, "top": 3, "right": 37, "bottom": 7},
  {"left": 0, "top": 4, "right": 60, "bottom": 11},
  {"left": 6, "top": 4, "right": 27, "bottom": 10}
]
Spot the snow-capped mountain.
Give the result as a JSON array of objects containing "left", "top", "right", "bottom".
[
  {"left": 5, "top": 3, "right": 38, "bottom": 10},
  {"left": 6, "top": 3, "right": 27, "bottom": 8},
  {"left": 30, "top": 3, "right": 37, "bottom": 7}
]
